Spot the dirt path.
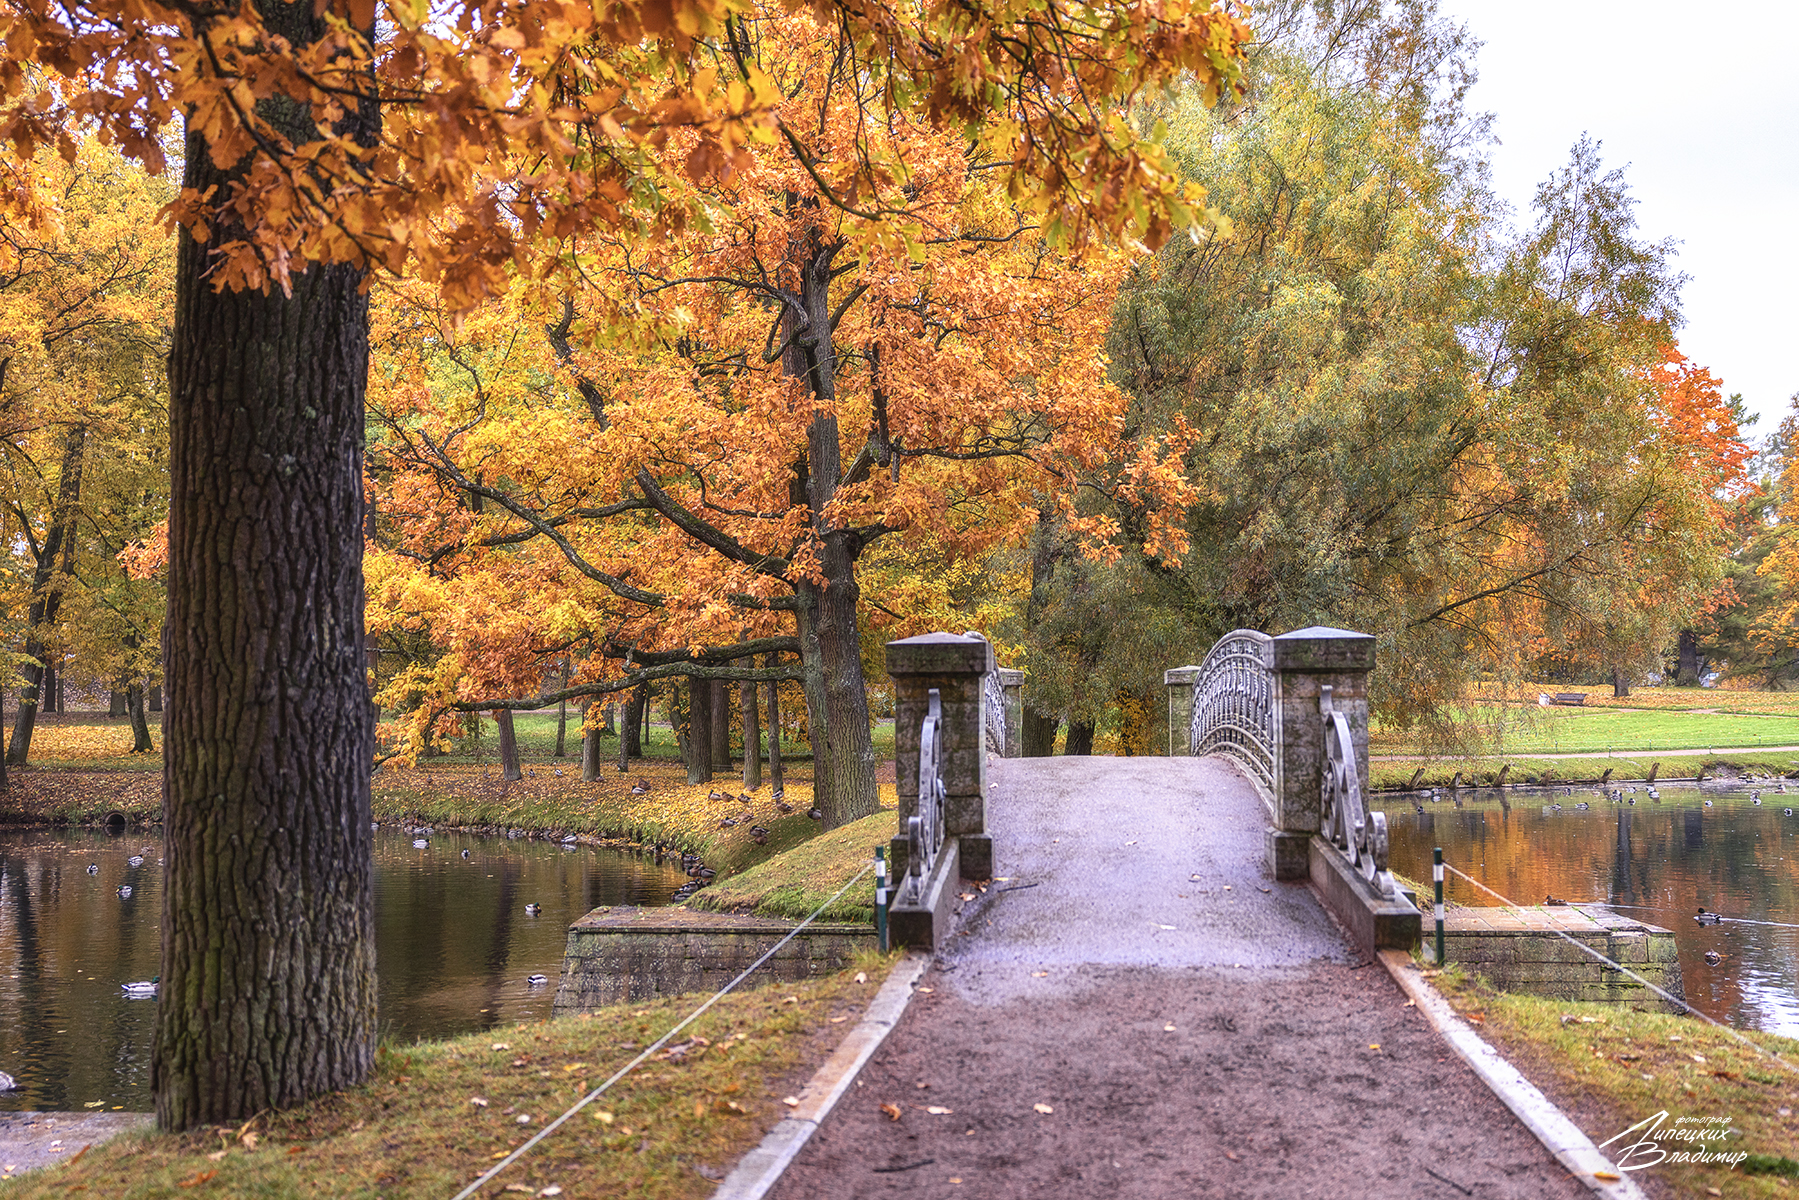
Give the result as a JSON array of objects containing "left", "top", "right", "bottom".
[{"left": 770, "top": 757, "right": 1594, "bottom": 1199}]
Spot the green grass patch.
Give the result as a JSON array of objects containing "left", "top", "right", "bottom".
[
  {"left": 0, "top": 953, "right": 900, "bottom": 1199},
  {"left": 1371, "top": 752, "right": 1799, "bottom": 791},
  {"left": 1373, "top": 705, "right": 1799, "bottom": 757},
  {"left": 688, "top": 808, "right": 895, "bottom": 923},
  {"left": 1430, "top": 968, "right": 1799, "bottom": 1197}
]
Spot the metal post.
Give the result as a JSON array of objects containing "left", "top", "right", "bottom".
[
  {"left": 875, "top": 846, "right": 889, "bottom": 953},
  {"left": 1433, "top": 846, "right": 1445, "bottom": 966}
]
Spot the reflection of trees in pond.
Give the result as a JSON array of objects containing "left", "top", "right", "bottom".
[{"left": 1388, "top": 795, "right": 1799, "bottom": 1034}]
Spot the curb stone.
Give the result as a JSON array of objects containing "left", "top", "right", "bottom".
[
  {"left": 709, "top": 951, "right": 932, "bottom": 1200},
  {"left": 1378, "top": 949, "right": 1647, "bottom": 1200}
]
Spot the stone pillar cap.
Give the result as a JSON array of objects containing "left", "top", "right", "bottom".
[
  {"left": 1164, "top": 665, "right": 1200, "bottom": 684},
  {"left": 1263, "top": 627, "right": 1375, "bottom": 671},
  {"left": 886, "top": 632, "right": 995, "bottom": 675}
]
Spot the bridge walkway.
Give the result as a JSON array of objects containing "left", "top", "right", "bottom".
[{"left": 769, "top": 756, "right": 1591, "bottom": 1200}]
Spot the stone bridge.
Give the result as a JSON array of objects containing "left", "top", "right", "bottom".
[{"left": 885, "top": 628, "right": 1421, "bottom": 959}]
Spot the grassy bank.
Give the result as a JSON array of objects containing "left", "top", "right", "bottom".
[
  {"left": 1432, "top": 967, "right": 1799, "bottom": 1196},
  {"left": 1372, "top": 705, "right": 1799, "bottom": 759},
  {"left": 688, "top": 809, "right": 895, "bottom": 923},
  {"left": 0, "top": 954, "right": 898, "bottom": 1199},
  {"left": 1371, "top": 752, "right": 1799, "bottom": 792}
]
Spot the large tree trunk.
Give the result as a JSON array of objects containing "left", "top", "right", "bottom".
[
  {"left": 795, "top": 558, "right": 878, "bottom": 827},
  {"left": 110, "top": 686, "right": 128, "bottom": 718},
  {"left": 684, "top": 677, "right": 712, "bottom": 784},
  {"left": 8, "top": 425, "right": 86, "bottom": 766},
  {"left": 148, "top": 685, "right": 161, "bottom": 713},
  {"left": 1022, "top": 708, "right": 1061, "bottom": 757},
  {"left": 1064, "top": 719, "right": 1096, "bottom": 756},
  {"left": 1676, "top": 629, "right": 1703, "bottom": 686},
  {"left": 741, "top": 679, "right": 762, "bottom": 792},
  {"left": 154, "top": 9, "right": 379, "bottom": 1127},
  {"left": 1611, "top": 669, "right": 1631, "bottom": 698},
  {"left": 781, "top": 230, "right": 878, "bottom": 828},
  {"left": 45, "top": 666, "right": 58, "bottom": 715},
  {"left": 495, "top": 709, "right": 523, "bottom": 781},
  {"left": 126, "top": 683, "right": 152, "bottom": 753},
  {"left": 710, "top": 678, "right": 731, "bottom": 771}
]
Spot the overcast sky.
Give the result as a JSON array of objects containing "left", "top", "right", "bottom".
[{"left": 1432, "top": 1, "right": 1798, "bottom": 439}]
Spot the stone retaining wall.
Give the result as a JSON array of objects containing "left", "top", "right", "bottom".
[
  {"left": 1443, "top": 906, "right": 1685, "bottom": 1012},
  {"left": 552, "top": 905, "right": 875, "bottom": 1013}
]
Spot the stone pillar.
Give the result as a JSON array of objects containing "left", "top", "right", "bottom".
[
  {"left": 887, "top": 632, "right": 992, "bottom": 880},
  {"left": 1164, "top": 666, "right": 1199, "bottom": 756},
  {"left": 1264, "top": 626, "right": 1374, "bottom": 878},
  {"left": 998, "top": 667, "right": 1023, "bottom": 758}
]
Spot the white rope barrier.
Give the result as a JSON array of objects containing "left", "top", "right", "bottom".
[
  {"left": 450, "top": 861, "right": 876, "bottom": 1200},
  {"left": 1439, "top": 861, "right": 1799, "bottom": 1078}
]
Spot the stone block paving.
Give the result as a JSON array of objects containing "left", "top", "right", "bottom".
[{"left": 770, "top": 756, "right": 1593, "bottom": 1200}]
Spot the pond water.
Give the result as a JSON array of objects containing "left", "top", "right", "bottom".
[
  {"left": 1385, "top": 782, "right": 1799, "bottom": 1038},
  {"left": 0, "top": 825, "right": 689, "bottom": 1112}
]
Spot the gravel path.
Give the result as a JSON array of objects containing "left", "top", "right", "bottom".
[{"left": 770, "top": 756, "right": 1594, "bottom": 1200}]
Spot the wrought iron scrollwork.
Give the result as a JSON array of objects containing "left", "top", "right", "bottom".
[
  {"left": 902, "top": 688, "right": 948, "bottom": 905},
  {"left": 1320, "top": 685, "right": 1394, "bottom": 897},
  {"left": 982, "top": 655, "right": 1007, "bottom": 756},
  {"left": 1188, "top": 629, "right": 1277, "bottom": 799}
]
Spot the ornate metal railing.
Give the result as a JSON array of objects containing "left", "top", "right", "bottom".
[
  {"left": 982, "top": 661, "right": 1007, "bottom": 755},
  {"left": 1320, "top": 685, "right": 1396, "bottom": 897},
  {"left": 1188, "top": 629, "right": 1277, "bottom": 799},
  {"left": 901, "top": 688, "right": 947, "bottom": 906}
]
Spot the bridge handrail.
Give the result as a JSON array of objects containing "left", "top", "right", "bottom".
[
  {"left": 901, "top": 688, "right": 948, "bottom": 905},
  {"left": 1320, "top": 685, "right": 1395, "bottom": 897},
  {"left": 1188, "top": 629, "right": 1277, "bottom": 800}
]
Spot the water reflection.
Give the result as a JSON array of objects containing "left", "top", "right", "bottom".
[
  {"left": 0, "top": 826, "right": 688, "bottom": 1112},
  {"left": 1386, "top": 783, "right": 1799, "bottom": 1037}
]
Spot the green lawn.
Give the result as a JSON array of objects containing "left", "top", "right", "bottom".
[{"left": 1373, "top": 704, "right": 1799, "bottom": 757}]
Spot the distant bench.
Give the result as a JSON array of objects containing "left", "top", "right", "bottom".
[{"left": 1550, "top": 692, "right": 1588, "bottom": 706}]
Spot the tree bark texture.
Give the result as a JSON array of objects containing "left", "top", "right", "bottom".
[
  {"left": 741, "top": 680, "right": 761, "bottom": 791},
  {"left": 8, "top": 425, "right": 86, "bottom": 766},
  {"left": 149, "top": 685, "right": 161, "bottom": 713},
  {"left": 1611, "top": 669, "right": 1631, "bottom": 699},
  {"left": 1064, "top": 720, "right": 1096, "bottom": 756},
  {"left": 795, "top": 566, "right": 877, "bottom": 826},
  {"left": 110, "top": 687, "right": 128, "bottom": 718},
  {"left": 495, "top": 709, "right": 523, "bottom": 781},
  {"left": 554, "top": 658, "right": 569, "bottom": 757},
  {"left": 154, "top": 13, "right": 378, "bottom": 1125},
  {"left": 709, "top": 678, "right": 730, "bottom": 771},
  {"left": 1022, "top": 708, "right": 1061, "bottom": 757}
]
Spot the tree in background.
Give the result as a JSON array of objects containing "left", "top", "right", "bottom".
[
  {"left": 1016, "top": 0, "right": 1730, "bottom": 749},
  {"left": 0, "top": 136, "right": 172, "bottom": 764},
  {"left": 364, "top": 2, "right": 1229, "bottom": 825}
]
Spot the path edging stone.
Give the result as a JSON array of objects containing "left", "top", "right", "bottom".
[
  {"left": 1377, "top": 949, "right": 1647, "bottom": 1200},
  {"left": 709, "top": 951, "right": 932, "bottom": 1200}
]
